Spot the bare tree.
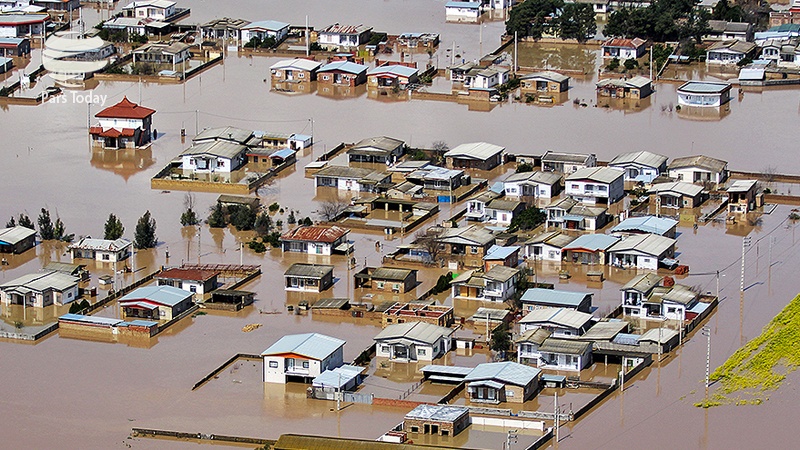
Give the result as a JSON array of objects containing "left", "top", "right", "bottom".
[
  {"left": 761, "top": 166, "right": 778, "bottom": 184},
  {"left": 318, "top": 199, "right": 349, "bottom": 222},
  {"left": 431, "top": 140, "right": 449, "bottom": 153},
  {"left": 414, "top": 227, "right": 445, "bottom": 264}
]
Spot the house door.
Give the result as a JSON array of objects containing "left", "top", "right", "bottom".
[
  {"left": 286, "top": 358, "right": 294, "bottom": 371},
  {"left": 315, "top": 244, "right": 323, "bottom": 254},
  {"left": 286, "top": 70, "right": 293, "bottom": 80}
]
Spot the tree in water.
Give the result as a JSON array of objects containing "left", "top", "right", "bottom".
[
  {"left": 18, "top": 214, "right": 33, "bottom": 229},
  {"left": 38, "top": 208, "right": 55, "bottom": 240},
  {"left": 180, "top": 193, "right": 200, "bottom": 226},
  {"left": 207, "top": 203, "right": 227, "bottom": 228},
  {"left": 6, "top": 217, "right": 15, "bottom": 227},
  {"left": 104, "top": 213, "right": 125, "bottom": 240},
  {"left": 134, "top": 210, "right": 158, "bottom": 249}
]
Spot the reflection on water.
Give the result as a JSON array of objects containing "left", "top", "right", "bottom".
[
  {"left": 516, "top": 42, "right": 599, "bottom": 75},
  {"left": 677, "top": 103, "right": 732, "bottom": 122},
  {"left": 90, "top": 147, "right": 156, "bottom": 181}
]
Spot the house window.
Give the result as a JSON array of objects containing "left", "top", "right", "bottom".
[
  {"left": 598, "top": 185, "right": 607, "bottom": 191},
  {"left": 418, "top": 348, "right": 426, "bottom": 356},
  {"left": 381, "top": 345, "right": 389, "bottom": 353},
  {"left": 571, "top": 184, "right": 579, "bottom": 189},
  {"left": 377, "top": 281, "right": 385, "bottom": 289},
  {"left": 189, "top": 285, "right": 197, "bottom": 293},
  {"left": 471, "top": 246, "right": 479, "bottom": 254},
  {"left": 303, "top": 361, "right": 309, "bottom": 368},
  {"left": 102, "top": 254, "right": 109, "bottom": 261},
  {"left": 269, "top": 361, "right": 279, "bottom": 368}
]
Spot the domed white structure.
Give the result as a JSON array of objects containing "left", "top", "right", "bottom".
[{"left": 43, "top": 32, "right": 116, "bottom": 85}]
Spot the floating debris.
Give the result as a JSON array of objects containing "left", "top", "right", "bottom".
[{"left": 242, "top": 323, "right": 262, "bottom": 333}]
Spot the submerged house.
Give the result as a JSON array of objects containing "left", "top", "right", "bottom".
[
  {"left": 621, "top": 273, "right": 701, "bottom": 321},
  {"left": 367, "top": 64, "right": 419, "bottom": 88},
  {"left": 313, "top": 165, "right": 392, "bottom": 193},
  {"left": 611, "top": 216, "right": 678, "bottom": 238},
  {"left": 280, "top": 225, "right": 350, "bottom": 255},
  {"left": 270, "top": 58, "right": 321, "bottom": 82},
  {"left": 433, "top": 224, "right": 497, "bottom": 268},
  {"left": 318, "top": 23, "right": 372, "bottom": 48},
  {"left": 503, "top": 170, "right": 562, "bottom": 200},
  {"left": 538, "top": 338, "right": 592, "bottom": 371},
  {"left": 262, "top": 332, "right": 345, "bottom": 384},
  {"left": 602, "top": 37, "right": 647, "bottom": 59},
  {"left": 450, "top": 265, "right": 521, "bottom": 303},
  {"left": 69, "top": 238, "right": 132, "bottom": 262},
  {"left": 240, "top": 20, "right": 290, "bottom": 44},
  {"left": 648, "top": 181, "right": 706, "bottom": 209},
  {"left": 347, "top": 136, "right": 405, "bottom": 164},
  {"left": 90, "top": 97, "right": 156, "bottom": 149},
  {"left": 608, "top": 150, "right": 668, "bottom": 183},
  {"left": 667, "top": 155, "right": 728, "bottom": 186},
  {"left": 179, "top": 140, "right": 247, "bottom": 174},
  {"left": 464, "top": 362, "right": 542, "bottom": 404},
  {"left": 565, "top": 166, "right": 625, "bottom": 205},
  {"left": 706, "top": 40, "right": 757, "bottom": 65},
  {"left": 524, "top": 230, "right": 576, "bottom": 262},
  {"left": 374, "top": 321, "right": 454, "bottom": 362},
  {"left": 317, "top": 60, "right": 369, "bottom": 86},
  {"left": 595, "top": 76, "right": 653, "bottom": 99},
  {"left": 519, "top": 71, "right": 570, "bottom": 94},
  {"left": 0, "top": 226, "right": 36, "bottom": 254},
  {"left": 155, "top": 267, "right": 219, "bottom": 299},
  {"left": 676, "top": 81, "right": 732, "bottom": 107},
  {"left": 355, "top": 266, "right": 418, "bottom": 293},
  {"left": 284, "top": 263, "right": 335, "bottom": 292},
  {"left": 0, "top": 271, "right": 79, "bottom": 307},
  {"left": 520, "top": 288, "right": 593, "bottom": 313},
  {"left": 518, "top": 307, "right": 593, "bottom": 337},
  {"left": 465, "top": 191, "right": 501, "bottom": 221},
  {"left": 607, "top": 234, "right": 677, "bottom": 270},
  {"left": 726, "top": 179, "right": 759, "bottom": 214},
  {"left": 119, "top": 285, "right": 194, "bottom": 321},
  {"left": 444, "top": 142, "right": 505, "bottom": 171},
  {"left": 541, "top": 150, "right": 597, "bottom": 174},
  {"left": 561, "top": 233, "right": 619, "bottom": 265}
]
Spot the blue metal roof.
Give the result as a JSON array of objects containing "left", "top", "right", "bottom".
[
  {"left": 261, "top": 332, "right": 345, "bottom": 360},
  {"left": 244, "top": 20, "right": 290, "bottom": 31},
  {"left": 562, "top": 234, "right": 619, "bottom": 252},
  {"left": 59, "top": 313, "right": 123, "bottom": 327},
  {"left": 464, "top": 361, "right": 541, "bottom": 387},
  {"left": 120, "top": 285, "right": 192, "bottom": 306},
  {"left": 611, "top": 216, "right": 677, "bottom": 236},
  {"left": 271, "top": 147, "right": 295, "bottom": 159},
  {"left": 483, "top": 244, "right": 520, "bottom": 261},
  {"left": 312, "top": 364, "right": 364, "bottom": 389},
  {"left": 445, "top": 1, "right": 481, "bottom": 8},
  {"left": 521, "top": 288, "right": 591, "bottom": 307}
]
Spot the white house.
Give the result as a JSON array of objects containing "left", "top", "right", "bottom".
[
  {"left": 155, "top": 267, "right": 219, "bottom": 299},
  {"left": 444, "top": 142, "right": 505, "bottom": 171},
  {"left": 518, "top": 307, "right": 593, "bottom": 337},
  {"left": 180, "top": 140, "right": 247, "bottom": 173},
  {"left": 463, "top": 361, "right": 542, "bottom": 404},
  {"left": 280, "top": 225, "right": 350, "bottom": 255},
  {"left": 561, "top": 233, "right": 619, "bottom": 265},
  {"left": 565, "top": 166, "right": 625, "bottom": 204},
  {"left": 450, "top": 265, "right": 521, "bottom": 303},
  {"left": 676, "top": 81, "right": 732, "bottom": 107},
  {"left": 261, "top": 333, "right": 345, "bottom": 384},
  {"left": 668, "top": 155, "right": 728, "bottom": 187},
  {"left": 465, "top": 191, "right": 501, "bottom": 221},
  {"left": 602, "top": 37, "right": 647, "bottom": 59},
  {"left": 69, "top": 237, "right": 132, "bottom": 262},
  {"left": 706, "top": 40, "right": 757, "bottom": 65},
  {"left": 445, "top": 1, "right": 482, "bottom": 21},
  {"left": 541, "top": 150, "right": 596, "bottom": 174},
  {"left": 374, "top": 322, "right": 454, "bottom": 362},
  {"left": 610, "top": 216, "right": 678, "bottom": 238},
  {"left": 503, "top": 171, "right": 562, "bottom": 199},
  {"left": 270, "top": 58, "right": 322, "bottom": 82},
  {"left": 524, "top": 231, "right": 575, "bottom": 262},
  {"left": 465, "top": 65, "right": 510, "bottom": 90},
  {"left": 318, "top": 23, "right": 372, "bottom": 48},
  {"left": 484, "top": 198, "right": 525, "bottom": 226},
  {"left": 538, "top": 338, "right": 592, "bottom": 371},
  {"left": 516, "top": 328, "right": 552, "bottom": 366},
  {"left": 608, "top": 150, "right": 668, "bottom": 183},
  {"left": 0, "top": 271, "right": 79, "bottom": 307},
  {"left": 520, "top": 288, "right": 593, "bottom": 313},
  {"left": 621, "top": 273, "right": 700, "bottom": 321},
  {"left": 608, "top": 234, "right": 676, "bottom": 270},
  {"left": 122, "top": 0, "right": 176, "bottom": 21},
  {"left": 240, "top": 20, "right": 290, "bottom": 44},
  {"left": 90, "top": 96, "right": 156, "bottom": 149},
  {"left": 119, "top": 285, "right": 194, "bottom": 321},
  {"left": 313, "top": 165, "right": 392, "bottom": 193}
]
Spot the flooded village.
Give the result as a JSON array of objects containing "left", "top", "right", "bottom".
[{"left": 2, "top": 1, "right": 800, "bottom": 449}]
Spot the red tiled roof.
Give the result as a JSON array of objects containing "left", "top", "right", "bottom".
[
  {"left": 89, "top": 127, "right": 136, "bottom": 138},
  {"left": 603, "top": 38, "right": 645, "bottom": 49},
  {"left": 95, "top": 96, "right": 156, "bottom": 119},
  {"left": 280, "top": 225, "right": 349, "bottom": 243},
  {"left": 157, "top": 268, "right": 220, "bottom": 282}
]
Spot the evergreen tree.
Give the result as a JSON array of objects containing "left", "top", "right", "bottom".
[
  {"left": 38, "top": 208, "right": 55, "bottom": 240},
  {"left": 230, "top": 205, "right": 257, "bottom": 231},
  {"left": 287, "top": 210, "right": 297, "bottom": 225},
  {"left": 558, "top": 3, "right": 597, "bottom": 43},
  {"left": 133, "top": 210, "right": 157, "bottom": 249},
  {"left": 180, "top": 208, "right": 199, "bottom": 226},
  {"left": 208, "top": 203, "right": 227, "bottom": 228},
  {"left": 254, "top": 212, "right": 272, "bottom": 236},
  {"left": 18, "top": 214, "right": 34, "bottom": 229},
  {"left": 491, "top": 323, "right": 512, "bottom": 354},
  {"left": 104, "top": 213, "right": 125, "bottom": 240},
  {"left": 54, "top": 218, "right": 73, "bottom": 242},
  {"left": 6, "top": 217, "right": 15, "bottom": 227},
  {"left": 508, "top": 206, "right": 547, "bottom": 232}
]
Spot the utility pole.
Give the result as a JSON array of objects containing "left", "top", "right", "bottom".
[
  {"left": 740, "top": 236, "right": 751, "bottom": 293},
  {"left": 702, "top": 326, "right": 711, "bottom": 403},
  {"left": 554, "top": 391, "right": 559, "bottom": 444},
  {"left": 506, "top": 429, "right": 517, "bottom": 450}
]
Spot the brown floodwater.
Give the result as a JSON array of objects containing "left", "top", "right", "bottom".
[{"left": 2, "top": 1, "right": 800, "bottom": 448}]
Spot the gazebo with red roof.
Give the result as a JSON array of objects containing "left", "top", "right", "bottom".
[{"left": 89, "top": 96, "right": 156, "bottom": 149}]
